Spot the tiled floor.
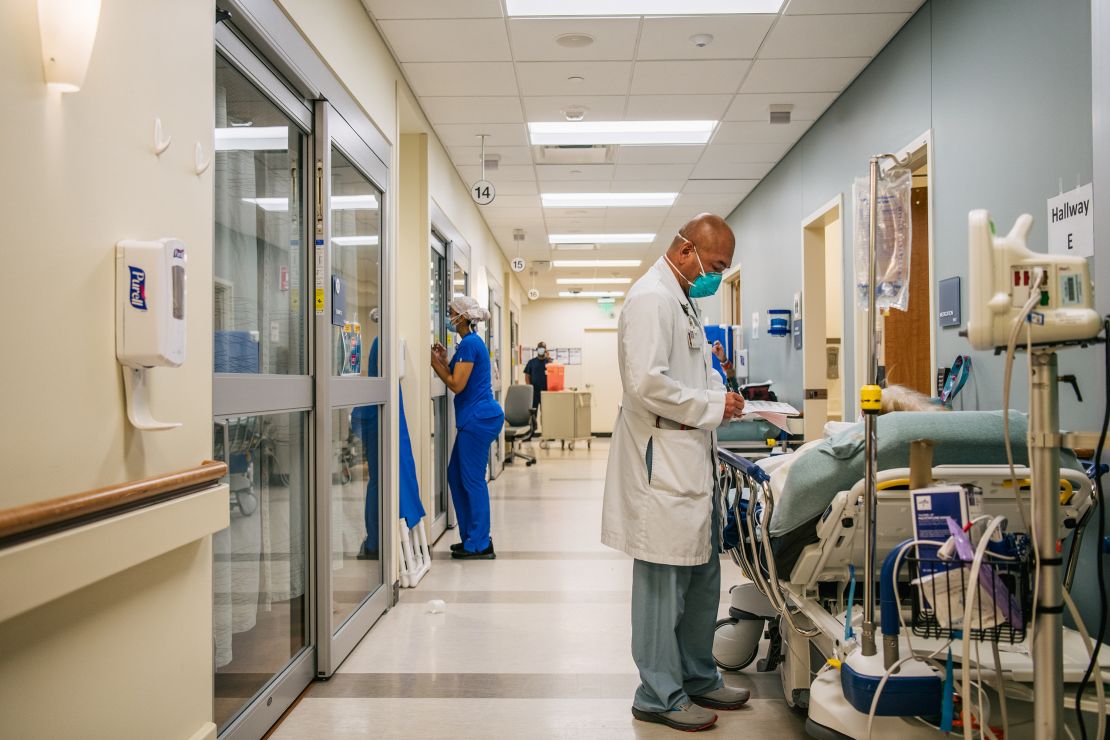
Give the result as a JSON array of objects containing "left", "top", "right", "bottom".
[{"left": 270, "top": 441, "right": 807, "bottom": 739}]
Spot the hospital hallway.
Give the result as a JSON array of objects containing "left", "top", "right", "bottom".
[{"left": 269, "top": 441, "right": 806, "bottom": 739}]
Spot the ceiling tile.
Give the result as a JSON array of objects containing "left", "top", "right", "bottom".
[
  {"left": 610, "top": 180, "right": 686, "bottom": 192},
  {"left": 615, "top": 145, "right": 705, "bottom": 165},
  {"left": 522, "top": 95, "right": 628, "bottom": 122},
  {"left": 724, "top": 92, "right": 837, "bottom": 121},
  {"left": 378, "top": 19, "right": 511, "bottom": 62},
  {"left": 740, "top": 58, "right": 870, "bottom": 93},
  {"left": 362, "top": 0, "right": 503, "bottom": 19},
  {"left": 604, "top": 208, "right": 670, "bottom": 230},
  {"left": 682, "top": 179, "right": 759, "bottom": 195},
  {"left": 690, "top": 159, "right": 776, "bottom": 179},
  {"left": 712, "top": 120, "right": 813, "bottom": 144},
  {"left": 536, "top": 164, "right": 616, "bottom": 181},
  {"left": 422, "top": 97, "right": 524, "bottom": 124},
  {"left": 538, "top": 181, "right": 613, "bottom": 193},
  {"left": 630, "top": 60, "right": 752, "bottom": 95},
  {"left": 478, "top": 206, "right": 545, "bottom": 221},
  {"left": 433, "top": 122, "right": 529, "bottom": 147},
  {"left": 700, "top": 142, "right": 789, "bottom": 162},
  {"left": 485, "top": 180, "right": 540, "bottom": 195},
  {"left": 614, "top": 163, "right": 694, "bottom": 181},
  {"left": 757, "top": 13, "right": 910, "bottom": 59},
  {"left": 449, "top": 145, "right": 534, "bottom": 167},
  {"left": 508, "top": 18, "right": 641, "bottom": 61},
  {"left": 785, "top": 0, "right": 924, "bottom": 14},
  {"left": 403, "top": 62, "right": 518, "bottom": 96},
  {"left": 672, "top": 193, "right": 741, "bottom": 214},
  {"left": 516, "top": 62, "right": 634, "bottom": 96},
  {"left": 636, "top": 15, "right": 775, "bottom": 60},
  {"left": 457, "top": 164, "right": 536, "bottom": 181},
  {"left": 481, "top": 194, "right": 542, "bottom": 209},
  {"left": 624, "top": 94, "right": 732, "bottom": 120}
]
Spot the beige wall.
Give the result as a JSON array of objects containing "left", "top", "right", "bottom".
[
  {"left": 0, "top": 0, "right": 215, "bottom": 506},
  {"left": 520, "top": 299, "right": 622, "bottom": 389}
]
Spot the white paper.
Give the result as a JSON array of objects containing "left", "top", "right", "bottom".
[
  {"left": 567, "top": 348, "right": 582, "bottom": 365},
  {"left": 741, "top": 400, "right": 801, "bottom": 416},
  {"left": 1047, "top": 183, "right": 1093, "bottom": 258}
]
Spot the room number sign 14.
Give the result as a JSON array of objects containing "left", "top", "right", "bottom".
[{"left": 471, "top": 179, "right": 496, "bottom": 206}]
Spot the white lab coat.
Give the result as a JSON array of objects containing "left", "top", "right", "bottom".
[{"left": 601, "top": 257, "right": 727, "bottom": 566}]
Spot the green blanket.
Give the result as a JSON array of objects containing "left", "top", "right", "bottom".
[{"left": 768, "top": 410, "right": 1079, "bottom": 537}]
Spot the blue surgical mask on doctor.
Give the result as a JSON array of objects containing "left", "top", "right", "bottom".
[{"left": 669, "top": 236, "right": 723, "bottom": 298}]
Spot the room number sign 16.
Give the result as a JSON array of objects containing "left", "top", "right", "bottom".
[{"left": 471, "top": 179, "right": 496, "bottom": 205}]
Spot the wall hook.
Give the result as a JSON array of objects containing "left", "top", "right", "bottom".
[
  {"left": 194, "top": 142, "right": 210, "bottom": 175},
  {"left": 153, "top": 118, "right": 172, "bottom": 156}
]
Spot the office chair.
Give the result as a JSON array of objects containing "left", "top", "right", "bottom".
[{"left": 503, "top": 384, "right": 537, "bottom": 466}]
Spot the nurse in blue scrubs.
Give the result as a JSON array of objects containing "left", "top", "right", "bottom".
[{"left": 430, "top": 296, "right": 505, "bottom": 560}]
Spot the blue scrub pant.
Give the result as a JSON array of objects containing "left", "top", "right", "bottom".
[
  {"left": 448, "top": 413, "right": 504, "bottom": 552},
  {"left": 631, "top": 503, "right": 723, "bottom": 712}
]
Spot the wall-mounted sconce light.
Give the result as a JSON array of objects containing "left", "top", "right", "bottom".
[{"left": 38, "top": 0, "right": 102, "bottom": 93}]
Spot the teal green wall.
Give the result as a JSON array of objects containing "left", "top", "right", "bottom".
[{"left": 726, "top": 0, "right": 1104, "bottom": 626}]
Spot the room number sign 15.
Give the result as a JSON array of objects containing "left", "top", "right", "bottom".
[{"left": 471, "top": 179, "right": 496, "bottom": 205}]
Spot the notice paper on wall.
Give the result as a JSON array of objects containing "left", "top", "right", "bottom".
[
  {"left": 556, "top": 348, "right": 569, "bottom": 364},
  {"left": 567, "top": 348, "right": 582, "bottom": 365}
]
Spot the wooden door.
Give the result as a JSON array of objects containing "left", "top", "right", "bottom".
[{"left": 882, "top": 186, "right": 931, "bottom": 394}]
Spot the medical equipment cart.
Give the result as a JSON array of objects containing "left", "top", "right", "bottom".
[{"left": 538, "top": 390, "right": 592, "bottom": 450}]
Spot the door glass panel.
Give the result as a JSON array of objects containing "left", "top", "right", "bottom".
[
  {"left": 214, "top": 56, "right": 306, "bottom": 375},
  {"left": 212, "top": 411, "right": 309, "bottom": 731},
  {"left": 432, "top": 396, "right": 448, "bottom": 517},
  {"left": 330, "top": 405, "right": 383, "bottom": 630},
  {"left": 330, "top": 149, "right": 382, "bottom": 377},
  {"left": 430, "top": 249, "right": 445, "bottom": 347}
]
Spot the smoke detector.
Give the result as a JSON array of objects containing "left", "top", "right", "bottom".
[
  {"left": 769, "top": 103, "right": 793, "bottom": 125},
  {"left": 556, "top": 33, "right": 595, "bottom": 48},
  {"left": 563, "top": 107, "right": 587, "bottom": 122},
  {"left": 689, "top": 33, "right": 714, "bottom": 48}
]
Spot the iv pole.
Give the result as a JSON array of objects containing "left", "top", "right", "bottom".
[{"left": 860, "top": 152, "right": 911, "bottom": 659}]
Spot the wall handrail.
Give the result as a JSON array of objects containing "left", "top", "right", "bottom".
[{"left": 0, "top": 460, "right": 227, "bottom": 546}]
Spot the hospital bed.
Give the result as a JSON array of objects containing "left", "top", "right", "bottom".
[{"left": 713, "top": 412, "right": 1109, "bottom": 738}]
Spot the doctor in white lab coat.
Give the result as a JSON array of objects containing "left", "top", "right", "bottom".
[{"left": 601, "top": 213, "right": 749, "bottom": 733}]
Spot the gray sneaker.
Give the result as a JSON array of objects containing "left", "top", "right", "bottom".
[
  {"left": 631, "top": 702, "right": 718, "bottom": 731},
  {"left": 690, "top": 685, "right": 750, "bottom": 710}
]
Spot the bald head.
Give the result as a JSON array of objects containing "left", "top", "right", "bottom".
[{"left": 665, "top": 213, "right": 735, "bottom": 294}]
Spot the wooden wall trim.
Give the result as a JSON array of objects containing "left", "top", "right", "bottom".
[{"left": 0, "top": 461, "right": 227, "bottom": 544}]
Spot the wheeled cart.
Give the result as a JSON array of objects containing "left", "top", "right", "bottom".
[{"left": 538, "top": 390, "right": 592, "bottom": 451}]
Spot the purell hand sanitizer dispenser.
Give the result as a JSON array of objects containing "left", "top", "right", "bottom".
[{"left": 116, "top": 238, "right": 186, "bottom": 430}]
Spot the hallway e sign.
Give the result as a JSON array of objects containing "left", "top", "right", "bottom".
[{"left": 1047, "top": 183, "right": 1093, "bottom": 258}]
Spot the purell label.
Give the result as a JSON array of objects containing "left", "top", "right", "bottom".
[{"left": 128, "top": 266, "right": 148, "bottom": 310}]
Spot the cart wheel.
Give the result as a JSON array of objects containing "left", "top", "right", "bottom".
[
  {"left": 587, "top": 440, "right": 592, "bottom": 449},
  {"left": 237, "top": 491, "right": 259, "bottom": 517},
  {"left": 713, "top": 617, "right": 759, "bottom": 671},
  {"left": 561, "top": 441, "right": 565, "bottom": 450},
  {"left": 568, "top": 441, "right": 575, "bottom": 451},
  {"left": 539, "top": 440, "right": 549, "bottom": 450}
]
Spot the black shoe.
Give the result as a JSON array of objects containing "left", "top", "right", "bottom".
[
  {"left": 451, "top": 543, "right": 496, "bottom": 560},
  {"left": 451, "top": 537, "right": 492, "bottom": 553}
]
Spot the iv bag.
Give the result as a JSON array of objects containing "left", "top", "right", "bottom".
[{"left": 853, "top": 167, "right": 912, "bottom": 312}]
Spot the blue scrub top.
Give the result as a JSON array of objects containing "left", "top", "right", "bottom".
[{"left": 450, "top": 332, "right": 503, "bottom": 429}]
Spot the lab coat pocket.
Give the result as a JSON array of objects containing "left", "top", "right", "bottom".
[{"left": 647, "top": 427, "right": 712, "bottom": 498}]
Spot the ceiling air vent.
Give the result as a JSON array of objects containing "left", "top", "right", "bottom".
[
  {"left": 769, "top": 104, "right": 793, "bottom": 125},
  {"left": 531, "top": 260, "right": 552, "bottom": 272},
  {"left": 484, "top": 153, "right": 501, "bottom": 171},
  {"left": 532, "top": 144, "right": 617, "bottom": 166}
]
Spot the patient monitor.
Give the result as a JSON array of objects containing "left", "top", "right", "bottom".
[
  {"left": 115, "top": 238, "right": 187, "bottom": 430},
  {"left": 967, "top": 209, "right": 1100, "bottom": 350}
]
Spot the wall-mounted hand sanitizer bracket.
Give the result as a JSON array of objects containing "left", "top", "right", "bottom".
[{"left": 116, "top": 238, "right": 187, "bottom": 431}]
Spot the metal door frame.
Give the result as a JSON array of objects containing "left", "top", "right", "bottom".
[{"left": 428, "top": 229, "right": 450, "bottom": 542}]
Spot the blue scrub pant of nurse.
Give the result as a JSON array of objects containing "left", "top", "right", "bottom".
[
  {"left": 447, "top": 412, "right": 504, "bottom": 553},
  {"left": 631, "top": 504, "right": 723, "bottom": 713}
]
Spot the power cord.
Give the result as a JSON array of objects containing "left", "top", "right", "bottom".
[{"left": 1074, "top": 316, "right": 1109, "bottom": 740}]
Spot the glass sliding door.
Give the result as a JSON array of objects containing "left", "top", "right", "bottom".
[
  {"left": 487, "top": 286, "right": 504, "bottom": 480},
  {"left": 212, "top": 35, "right": 315, "bottom": 740},
  {"left": 429, "top": 234, "right": 450, "bottom": 538},
  {"left": 314, "top": 102, "right": 392, "bottom": 676}
]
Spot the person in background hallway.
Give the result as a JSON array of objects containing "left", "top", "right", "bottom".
[
  {"left": 601, "top": 213, "right": 749, "bottom": 732},
  {"left": 523, "top": 341, "right": 550, "bottom": 410},
  {"left": 431, "top": 296, "right": 505, "bottom": 560}
]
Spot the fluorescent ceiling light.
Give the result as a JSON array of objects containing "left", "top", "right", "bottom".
[
  {"left": 542, "top": 192, "right": 677, "bottom": 208},
  {"left": 552, "top": 243, "right": 597, "bottom": 251},
  {"left": 507, "top": 0, "right": 783, "bottom": 16},
  {"left": 452, "top": 279, "right": 466, "bottom": 286},
  {"left": 215, "top": 126, "right": 289, "bottom": 151},
  {"left": 558, "top": 290, "right": 625, "bottom": 298},
  {"left": 529, "top": 121, "right": 716, "bottom": 146},
  {"left": 332, "top": 235, "right": 379, "bottom": 246},
  {"left": 556, "top": 277, "right": 632, "bottom": 285},
  {"left": 549, "top": 234, "right": 654, "bottom": 244},
  {"left": 553, "top": 259, "right": 642, "bottom": 268},
  {"left": 242, "top": 195, "right": 379, "bottom": 212}
]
